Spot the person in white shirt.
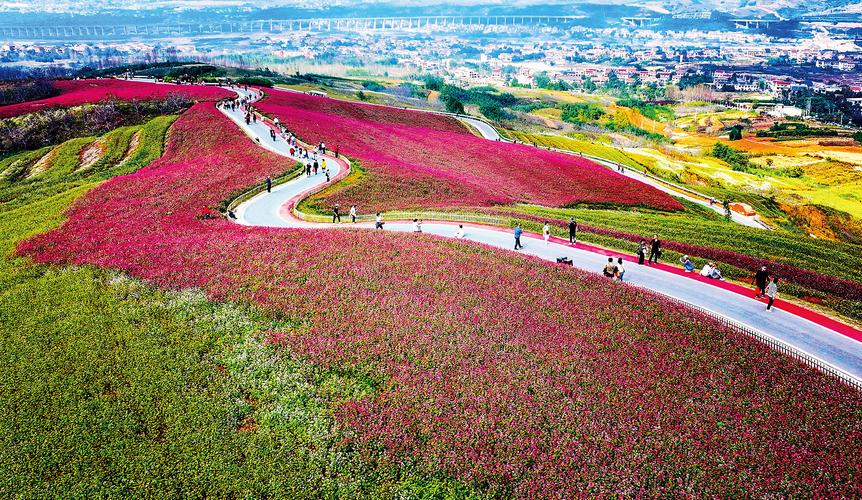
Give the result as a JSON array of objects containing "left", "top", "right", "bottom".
[
  {"left": 455, "top": 225, "right": 465, "bottom": 239},
  {"left": 543, "top": 223, "right": 551, "bottom": 244},
  {"left": 349, "top": 205, "right": 357, "bottom": 223},
  {"left": 413, "top": 219, "right": 422, "bottom": 233},
  {"left": 375, "top": 212, "right": 383, "bottom": 229}
]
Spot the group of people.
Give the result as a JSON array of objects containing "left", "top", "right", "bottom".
[
  {"left": 602, "top": 257, "right": 627, "bottom": 281},
  {"left": 331, "top": 204, "right": 358, "bottom": 223},
  {"left": 636, "top": 235, "right": 662, "bottom": 265}
]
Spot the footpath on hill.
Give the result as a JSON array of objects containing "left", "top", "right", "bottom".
[{"left": 221, "top": 86, "right": 862, "bottom": 386}]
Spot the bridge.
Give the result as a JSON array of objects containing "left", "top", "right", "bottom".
[
  {"left": 733, "top": 19, "right": 778, "bottom": 29},
  {"left": 0, "top": 16, "right": 583, "bottom": 40},
  {"left": 621, "top": 17, "right": 659, "bottom": 28}
]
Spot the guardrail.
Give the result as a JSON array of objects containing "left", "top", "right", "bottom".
[
  {"left": 293, "top": 206, "right": 511, "bottom": 226},
  {"left": 664, "top": 294, "right": 862, "bottom": 392}
]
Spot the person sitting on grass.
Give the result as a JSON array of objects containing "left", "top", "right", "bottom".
[{"left": 680, "top": 255, "right": 695, "bottom": 272}]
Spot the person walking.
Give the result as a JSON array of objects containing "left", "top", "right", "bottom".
[
  {"left": 648, "top": 235, "right": 661, "bottom": 265},
  {"left": 603, "top": 258, "right": 618, "bottom": 278},
  {"left": 265, "top": 176, "right": 272, "bottom": 193},
  {"left": 514, "top": 224, "right": 523, "bottom": 250},
  {"left": 413, "top": 218, "right": 422, "bottom": 233},
  {"left": 543, "top": 222, "right": 551, "bottom": 245},
  {"left": 375, "top": 212, "right": 384, "bottom": 229},
  {"left": 568, "top": 218, "right": 578, "bottom": 245},
  {"left": 325, "top": 168, "right": 331, "bottom": 182},
  {"left": 313, "top": 161, "right": 318, "bottom": 175},
  {"left": 321, "top": 158, "right": 327, "bottom": 172},
  {"left": 455, "top": 224, "right": 465, "bottom": 239},
  {"left": 637, "top": 239, "right": 647, "bottom": 265},
  {"left": 753, "top": 265, "right": 770, "bottom": 298},
  {"left": 305, "top": 163, "right": 311, "bottom": 177},
  {"left": 349, "top": 205, "right": 357, "bottom": 223},
  {"left": 616, "top": 257, "right": 626, "bottom": 281},
  {"left": 332, "top": 204, "right": 341, "bottom": 223},
  {"left": 765, "top": 277, "right": 779, "bottom": 311}
]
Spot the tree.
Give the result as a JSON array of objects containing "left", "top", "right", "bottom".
[
  {"left": 356, "top": 91, "right": 368, "bottom": 101},
  {"left": 853, "top": 130, "right": 862, "bottom": 145},
  {"left": 581, "top": 77, "right": 597, "bottom": 93},
  {"left": 728, "top": 125, "right": 743, "bottom": 141},
  {"left": 533, "top": 71, "right": 551, "bottom": 89},
  {"left": 442, "top": 95, "right": 464, "bottom": 114}
]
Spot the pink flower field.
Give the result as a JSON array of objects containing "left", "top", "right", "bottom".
[
  {"left": 254, "top": 90, "right": 685, "bottom": 212},
  {"left": 18, "top": 103, "right": 862, "bottom": 496},
  {"left": 0, "top": 79, "right": 233, "bottom": 118}
]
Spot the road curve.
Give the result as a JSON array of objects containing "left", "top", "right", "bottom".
[{"left": 221, "top": 87, "right": 862, "bottom": 387}]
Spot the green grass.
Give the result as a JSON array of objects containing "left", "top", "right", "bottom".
[
  {"left": 504, "top": 130, "right": 647, "bottom": 170},
  {"left": 0, "top": 116, "right": 175, "bottom": 214}
]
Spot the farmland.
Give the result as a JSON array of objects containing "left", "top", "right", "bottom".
[
  {"left": 0, "top": 78, "right": 232, "bottom": 118},
  {"left": 254, "top": 89, "right": 684, "bottom": 212},
  {"left": 2, "top": 98, "right": 859, "bottom": 495}
]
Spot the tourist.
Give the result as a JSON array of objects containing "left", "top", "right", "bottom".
[
  {"left": 321, "top": 158, "right": 327, "bottom": 172},
  {"left": 320, "top": 142, "right": 326, "bottom": 154},
  {"left": 603, "top": 257, "right": 618, "bottom": 278},
  {"left": 637, "top": 239, "right": 647, "bottom": 265},
  {"left": 753, "top": 265, "right": 770, "bottom": 298},
  {"left": 616, "top": 257, "right": 626, "bottom": 281},
  {"left": 325, "top": 168, "right": 330, "bottom": 182},
  {"left": 349, "top": 205, "right": 357, "bottom": 223},
  {"left": 313, "top": 161, "right": 318, "bottom": 175},
  {"left": 413, "top": 218, "right": 422, "bottom": 233},
  {"left": 305, "top": 163, "right": 311, "bottom": 177},
  {"left": 648, "top": 235, "right": 661, "bottom": 264},
  {"left": 514, "top": 224, "right": 523, "bottom": 250},
  {"left": 680, "top": 255, "right": 694, "bottom": 272},
  {"left": 568, "top": 218, "right": 578, "bottom": 245},
  {"left": 455, "top": 224, "right": 465, "bottom": 239},
  {"left": 700, "top": 262, "right": 724, "bottom": 280},
  {"left": 265, "top": 176, "right": 272, "bottom": 193},
  {"left": 765, "top": 277, "right": 779, "bottom": 311},
  {"left": 270, "top": 128, "right": 276, "bottom": 141},
  {"left": 543, "top": 222, "right": 551, "bottom": 245},
  {"left": 375, "top": 212, "right": 384, "bottom": 229},
  {"left": 332, "top": 204, "right": 341, "bottom": 223}
]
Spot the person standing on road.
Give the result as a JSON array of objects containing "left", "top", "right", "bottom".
[
  {"left": 413, "top": 219, "right": 422, "bottom": 233},
  {"left": 616, "top": 257, "right": 626, "bottom": 281},
  {"left": 603, "top": 258, "right": 618, "bottom": 278},
  {"left": 375, "top": 212, "right": 384, "bottom": 229},
  {"left": 349, "top": 205, "right": 357, "bottom": 223},
  {"left": 753, "top": 265, "right": 770, "bottom": 298},
  {"left": 568, "top": 218, "right": 578, "bottom": 245},
  {"left": 648, "top": 235, "right": 661, "bottom": 265},
  {"left": 455, "top": 224, "right": 465, "bottom": 239},
  {"left": 765, "top": 277, "right": 779, "bottom": 311},
  {"left": 514, "top": 224, "right": 523, "bottom": 250},
  {"left": 637, "top": 239, "right": 647, "bottom": 265},
  {"left": 265, "top": 176, "right": 272, "bottom": 193},
  {"left": 543, "top": 222, "right": 551, "bottom": 245},
  {"left": 305, "top": 162, "right": 311, "bottom": 177},
  {"left": 332, "top": 204, "right": 341, "bottom": 223}
]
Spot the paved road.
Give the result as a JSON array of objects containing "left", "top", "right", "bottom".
[{"left": 221, "top": 88, "right": 862, "bottom": 385}]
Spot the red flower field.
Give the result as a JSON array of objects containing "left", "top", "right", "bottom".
[
  {"left": 18, "top": 103, "right": 862, "bottom": 496},
  {"left": 255, "top": 90, "right": 684, "bottom": 212},
  {"left": 0, "top": 78, "right": 233, "bottom": 118}
]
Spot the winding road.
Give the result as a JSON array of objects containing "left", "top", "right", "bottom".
[{"left": 221, "top": 86, "right": 862, "bottom": 387}]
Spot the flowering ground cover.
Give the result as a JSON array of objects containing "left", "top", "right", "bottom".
[
  {"left": 255, "top": 90, "right": 684, "bottom": 212},
  {"left": 14, "top": 102, "right": 862, "bottom": 496},
  {"left": 0, "top": 79, "right": 232, "bottom": 118}
]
